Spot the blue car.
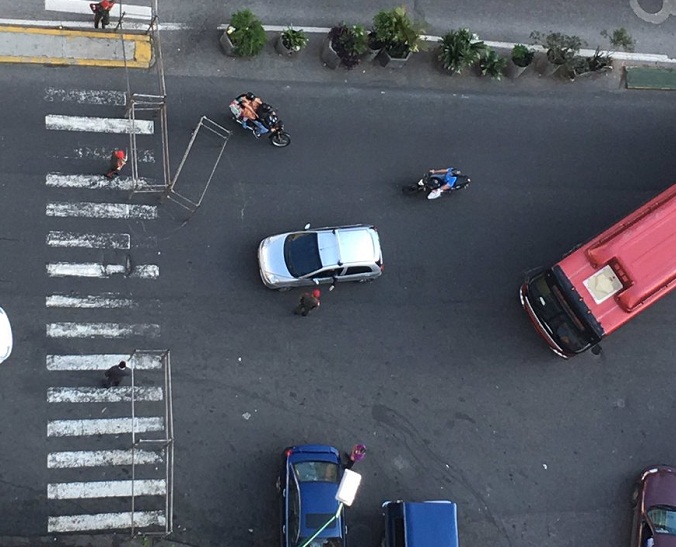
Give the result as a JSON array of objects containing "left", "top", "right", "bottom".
[{"left": 277, "top": 444, "right": 347, "bottom": 547}]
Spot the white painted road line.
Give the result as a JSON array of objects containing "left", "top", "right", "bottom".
[
  {"left": 47, "top": 386, "right": 164, "bottom": 403},
  {"left": 46, "top": 262, "right": 159, "bottom": 279},
  {"left": 46, "top": 201, "right": 157, "bottom": 219},
  {"left": 47, "top": 416, "right": 164, "bottom": 437},
  {"left": 47, "top": 231, "right": 131, "bottom": 249},
  {"left": 44, "top": 87, "right": 127, "bottom": 106},
  {"left": 46, "top": 294, "right": 136, "bottom": 308},
  {"left": 0, "top": 18, "right": 186, "bottom": 30},
  {"left": 48, "top": 510, "right": 166, "bottom": 533},
  {"left": 46, "top": 322, "right": 161, "bottom": 338},
  {"left": 48, "top": 449, "right": 163, "bottom": 468},
  {"left": 47, "top": 353, "right": 164, "bottom": 371},
  {"left": 48, "top": 479, "right": 166, "bottom": 499},
  {"left": 46, "top": 115, "right": 154, "bottom": 134},
  {"left": 46, "top": 0, "right": 152, "bottom": 20},
  {"left": 50, "top": 146, "right": 155, "bottom": 163},
  {"left": 46, "top": 173, "right": 154, "bottom": 191}
]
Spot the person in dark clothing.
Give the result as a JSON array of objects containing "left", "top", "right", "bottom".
[
  {"left": 344, "top": 444, "right": 366, "bottom": 469},
  {"left": 104, "top": 360, "right": 129, "bottom": 387},
  {"left": 294, "top": 289, "right": 321, "bottom": 316}
]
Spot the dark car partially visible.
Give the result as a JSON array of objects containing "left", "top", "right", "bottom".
[{"left": 631, "top": 466, "right": 676, "bottom": 547}]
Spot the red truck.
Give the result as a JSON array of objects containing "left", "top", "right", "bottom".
[{"left": 520, "top": 183, "right": 676, "bottom": 358}]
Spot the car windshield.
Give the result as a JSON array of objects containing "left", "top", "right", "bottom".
[
  {"left": 293, "top": 461, "right": 339, "bottom": 482},
  {"left": 527, "top": 270, "right": 596, "bottom": 353},
  {"left": 284, "top": 233, "right": 322, "bottom": 277},
  {"left": 296, "top": 539, "right": 343, "bottom": 547},
  {"left": 647, "top": 506, "right": 676, "bottom": 535}
]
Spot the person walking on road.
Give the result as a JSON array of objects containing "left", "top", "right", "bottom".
[
  {"left": 90, "top": 0, "right": 115, "bottom": 29},
  {"left": 104, "top": 360, "right": 129, "bottom": 388},
  {"left": 344, "top": 444, "right": 366, "bottom": 469},
  {"left": 294, "top": 289, "right": 321, "bottom": 316},
  {"left": 105, "top": 149, "right": 126, "bottom": 179}
]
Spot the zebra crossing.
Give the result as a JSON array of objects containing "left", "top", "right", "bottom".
[{"left": 44, "top": 87, "right": 172, "bottom": 535}]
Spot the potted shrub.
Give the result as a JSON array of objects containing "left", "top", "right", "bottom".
[
  {"left": 573, "top": 28, "right": 634, "bottom": 79},
  {"left": 437, "top": 28, "right": 486, "bottom": 75},
  {"left": 478, "top": 48, "right": 507, "bottom": 79},
  {"left": 506, "top": 44, "right": 534, "bottom": 78},
  {"left": 321, "top": 23, "right": 368, "bottom": 69},
  {"left": 530, "top": 31, "right": 584, "bottom": 77},
  {"left": 275, "top": 27, "right": 309, "bottom": 56},
  {"left": 362, "top": 31, "right": 383, "bottom": 63},
  {"left": 372, "top": 6, "right": 426, "bottom": 68},
  {"left": 220, "top": 9, "right": 267, "bottom": 57}
]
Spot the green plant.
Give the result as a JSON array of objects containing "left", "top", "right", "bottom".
[
  {"left": 281, "top": 27, "right": 309, "bottom": 51},
  {"left": 328, "top": 24, "right": 368, "bottom": 69},
  {"left": 511, "top": 44, "right": 534, "bottom": 67},
  {"left": 602, "top": 27, "right": 635, "bottom": 52},
  {"left": 479, "top": 49, "right": 507, "bottom": 79},
  {"left": 372, "top": 6, "right": 426, "bottom": 58},
  {"left": 226, "top": 9, "right": 266, "bottom": 57},
  {"left": 530, "top": 31, "right": 584, "bottom": 66},
  {"left": 438, "top": 28, "right": 487, "bottom": 74},
  {"left": 572, "top": 47, "right": 613, "bottom": 77}
]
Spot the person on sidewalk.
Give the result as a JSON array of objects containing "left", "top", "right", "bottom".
[
  {"left": 344, "top": 444, "right": 366, "bottom": 469},
  {"left": 103, "top": 360, "right": 129, "bottom": 388},
  {"left": 90, "top": 0, "right": 115, "bottom": 29},
  {"left": 294, "top": 289, "right": 321, "bottom": 316},
  {"left": 105, "top": 149, "right": 126, "bottom": 179}
]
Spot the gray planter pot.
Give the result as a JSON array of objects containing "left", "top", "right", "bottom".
[
  {"left": 275, "top": 34, "right": 302, "bottom": 57},
  {"left": 536, "top": 53, "right": 569, "bottom": 77},
  {"left": 505, "top": 58, "right": 531, "bottom": 79},
  {"left": 219, "top": 31, "right": 237, "bottom": 57},
  {"left": 377, "top": 49, "right": 412, "bottom": 68},
  {"left": 361, "top": 46, "right": 381, "bottom": 64},
  {"left": 321, "top": 36, "right": 341, "bottom": 69}
]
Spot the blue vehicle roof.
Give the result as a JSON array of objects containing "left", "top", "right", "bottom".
[
  {"left": 404, "top": 502, "right": 459, "bottom": 547},
  {"left": 299, "top": 481, "right": 343, "bottom": 538}
]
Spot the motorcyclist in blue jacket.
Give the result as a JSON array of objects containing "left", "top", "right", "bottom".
[{"left": 427, "top": 167, "right": 461, "bottom": 199}]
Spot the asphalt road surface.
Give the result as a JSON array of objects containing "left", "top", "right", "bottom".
[{"left": 0, "top": 54, "right": 675, "bottom": 547}]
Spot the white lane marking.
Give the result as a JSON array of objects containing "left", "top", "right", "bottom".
[
  {"left": 49, "top": 146, "right": 155, "bottom": 163},
  {"left": 46, "top": 115, "right": 154, "bottom": 134},
  {"left": 48, "top": 449, "right": 163, "bottom": 468},
  {"left": 46, "top": 173, "right": 154, "bottom": 191},
  {"left": 46, "top": 294, "right": 136, "bottom": 308},
  {"left": 48, "top": 510, "right": 166, "bottom": 533},
  {"left": 46, "top": 0, "right": 152, "bottom": 20},
  {"left": 44, "top": 87, "right": 126, "bottom": 105},
  {"left": 47, "top": 231, "right": 130, "bottom": 249},
  {"left": 47, "top": 353, "right": 163, "bottom": 371},
  {"left": 47, "top": 386, "right": 164, "bottom": 403},
  {"left": 46, "top": 201, "right": 157, "bottom": 219},
  {"left": 0, "top": 18, "right": 186, "bottom": 30},
  {"left": 46, "top": 322, "right": 160, "bottom": 338},
  {"left": 48, "top": 479, "right": 166, "bottom": 499},
  {"left": 46, "top": 262, "right": 159, "bottom": 279},
  {"left": 47, "top": 416, "right": 164, "bottom": 437}
]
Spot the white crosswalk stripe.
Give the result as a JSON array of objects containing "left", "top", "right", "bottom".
[
  {"left": 47, "top": 231, "right": 131, "bottom": 249},
  {"left": 47, "top": 353, "right": 164, "bottom": 371},
  {"left": 45, "top": 0, "right": 152, "bottom": 20},
  {"left": 46, "top": 322, "right": 161, "bottom": 338},
  {"left": 47, "top": 173, "right": 154, "bottom": 191},
  {"left": 48, "top": 449, "right": 164, "bottom": 468},
  {"left": 46, "top": 201, "right": 157, "bottom": 219},
  {"left": 46, "top": 262, "right": 159, "bottom": 279},
  {"left": 44, "top": 87, "right": 169, "bottom": 534},
  {"left": 46, "top": 114, "right": 154, "bottom": 134},
  {"left": 46, "top": 294, "right": 137, "bottom": 308}
]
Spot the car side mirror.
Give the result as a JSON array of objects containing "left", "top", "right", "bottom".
[{"left": 304, "top": 223, "right": 311, "bottom": 230}]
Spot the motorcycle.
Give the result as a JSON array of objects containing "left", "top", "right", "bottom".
[
  {"left": 402, "top": 169, "right": 471, "bottom": 199},
  {"left": 229, "top": 95, "right": 291, "bottom": 148}
]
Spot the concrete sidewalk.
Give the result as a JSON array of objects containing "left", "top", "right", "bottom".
[{"left": 0, "top": 25, "right": 152, "bottom": 68}]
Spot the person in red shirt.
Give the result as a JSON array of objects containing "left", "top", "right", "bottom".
[{"left": 90, "top": 0, "right": 115, "bottom": 29}]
